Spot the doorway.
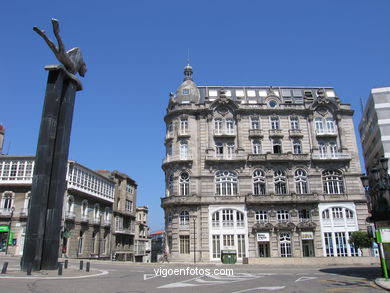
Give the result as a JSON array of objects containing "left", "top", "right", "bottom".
[
  {"left": 258, "top": 243, "right": 270, "bottom": 257},
  {"left": 302, "top": 240, "right": 314, "bottom": 257}
]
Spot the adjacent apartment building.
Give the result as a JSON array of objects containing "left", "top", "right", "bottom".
[
  {"left": 0, "top": 155, "right": 151, "bottom": 262},
  {"left": 359, "top": 87, "right": 390, "bottom": 227},
  {"left": 161, "top": 64, "right": 369, "bottom": 262}
]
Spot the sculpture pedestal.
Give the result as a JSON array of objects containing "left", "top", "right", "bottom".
[{"left": 21, "top": 66, "right": 81, "bottom": 271}]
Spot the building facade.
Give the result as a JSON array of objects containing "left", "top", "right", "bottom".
[
  {"left": 0, "top": 155, "right": 150, "bottom": 261},
  {"left": 161, "top": 65, "right": 369, "bottom": 262},
  {"left": 134, "top": 206, "right": 151, "bottom": 262},
  {"left": 359, "top": 87, "right": 390, "bottom": 227}
]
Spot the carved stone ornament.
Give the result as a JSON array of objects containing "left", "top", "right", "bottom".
[{"left": 316, "top": 106, "right": 328, "bottom": 116}]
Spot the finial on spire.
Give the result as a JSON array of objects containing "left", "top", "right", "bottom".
[{"left": 184, "top": 63, "right": 193, "bottom": 81}]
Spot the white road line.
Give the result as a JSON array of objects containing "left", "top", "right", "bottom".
[
  {"left": 295, "top": 276, "right": 318, "bottom": 282},
  {"left": 232, "top": 286, "right": 286, "bottom": 293},
  {"left": 0, "top": 270, "right": 109, "bottom": 280},
  {"left": 144, "top": 274, "right": 158, "bottom": 280}
]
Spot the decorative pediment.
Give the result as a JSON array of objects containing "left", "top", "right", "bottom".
[
  {"left": 297, "top": 221, "right": 317, "bottom": 230},
  {"left": 252, "top": 223, "right": 274, "bottom": 232},
  {"left": 275, "top": 222, "right": 295, "bottom": 231},
  {"left": 210, "top": 89, "right": 239, "bottom": 113}
]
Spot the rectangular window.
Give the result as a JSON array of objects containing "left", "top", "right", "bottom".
[
  {"left": 180, "top": 118, "right": 188, "bottom": 134},
  {"left": 226, "top": 119, "right": 234, "bottom": 134},
  {"left": 335, "top": 232, "right": 348, "bottom": 257},
  {"left": 214, "top": 119, "right": 223, "bottom": 135},
  {"left": 179, "top": 235, "right": 190, "bottom": 254},
  {"left": 237, "top": 234, "right": 246, "bottom": 258},
  {"left": 270, "top": 117, "right": 280, "bottom": 130},
  {"left": 212, "top": 235, "right": 221, "bottom": 258},
  {"left": 125, "top": 200, "right": 133, "bottom": 212},
  {"left": 290, "top": 117, "right": 299, "bottom": 130},
  {"left": 251, "top": 117, "right": 260, "bottom": 129},
  {"left": 222, "top": 210, "right": 234, "bottom": 227},
  {"left": 223, "top": 234, "right": 235, "bottom": 247},
  {"left": 324, "top": 232, "right": 334, "bottom": 257}
]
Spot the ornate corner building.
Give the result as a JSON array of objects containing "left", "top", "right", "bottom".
[{"left": 161, "top": 65, "right": 369, "bottom": 262}]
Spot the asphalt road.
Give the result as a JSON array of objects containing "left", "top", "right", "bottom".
[{"left": 0, "top": 257, "right": 385, "bottom": 293}]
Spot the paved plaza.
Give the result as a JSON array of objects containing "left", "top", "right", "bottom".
[{"left": 0, "top": 256, "right": 387, "bottom": 292}]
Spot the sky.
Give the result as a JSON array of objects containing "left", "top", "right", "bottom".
[{"left": 1, "top": 0, "right": 390, "bottom": 231}]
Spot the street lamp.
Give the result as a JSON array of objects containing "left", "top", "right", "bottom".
[{"left": 5, "top": 206, "right": 15, "bottom": 255}]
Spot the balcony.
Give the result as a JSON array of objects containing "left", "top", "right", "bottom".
[
  {"left": 311, "top": 152, "right": 351, "bottom": 161},
  {"left": 162, "top": 155, "right": 193, "bottom": 166},
  {"left": 65, "top": 211, "right": 76, "bottom": 221},
  {"left": 248, "top": 129, "right": 263, "bottom": 138},
  {"left": 114, "top": 227, "right": 133, "bottom": 235},
  {"left": 213, "top": 129, "right": 236, "bottom": 138},
  {"left": 19, "top": 208, "right": 28, "bottom": 217},
  {"left": 315, "top": 129, "right": 337, "bottom": 137},
  {"left": 165, "top": 132, "right": 174, "bottom": 142},
  {"left": 177, "top": 130, "right": 190, "bottom": 138},
  {"left": 0, "top": 208, "right": 14, "bottom": 217},
  {"left": 269, "top": 129, "right": 283, "bottom": 137},
  {"left": 80, "top": 215, "right": 89, "bottom": 223},
  {"left": 248, "top": 153, "right": 310, "bottom": 162},
  {"left": 92, "top": 217, "right": 101, "bottom": 226},
  {"left": 103, "top": 219, "right": 112, "bottom": 227},
  {"left": 205, "top": 153, "right": 246, "bottom": 162},
  {"left": 289, "top": 129, "right": 303, "bottom": 137}
]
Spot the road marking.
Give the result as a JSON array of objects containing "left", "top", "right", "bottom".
[
  {"left": 157, "top": 273, "right": 262, "bottom": 289},
  {"left": 232, "top": 286, "right": 286, "bottom": 293},
  {"left": 143, "top": 274, "right": 158, "bottom": 280},
  {"left": 295, "top": 276, "right": 318, "bottom": 282},
  {"left": 0, "top": 269, "right": 109, "bottom": 280}
]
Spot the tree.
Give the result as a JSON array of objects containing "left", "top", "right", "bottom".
[{"left": 349, "top": 231, "right": 372, "bottom": 256}]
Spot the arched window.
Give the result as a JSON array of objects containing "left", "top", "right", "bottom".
[
  {"left": 274, "top": 170, "right": 287, "bottom": 195},
  {"left": 253, "top": 169, "right": 266, "bottom": 195},
  {"left": 214, "top": 118, "right": 223, "bottom": 134},
  {"left": 293, "top": 140, "right": 302, "bottom": 154},
  {"left": 322, "top": 170, "right": 344, "bottom": 194},
  {"left": 180, "top": 140, "right": 188, "bottom": 160},
  {"left": 104, "top": 207, "right": 110, "bottom": 222},
  {"left": 255, "top": 210, "right": 268, "bottom": 223},
  {"left": 81, "top": 200, "right": 88, "bottom": 217},
  {"left": 295, "top": 169, "right": 308, "bottom": 194},
  {"left": 215, "top": 171, "right": 238, "bottom": 196},
  {"left": 180, "top": 211, "right": 189, "bottom": 226},
  {"left": 67, "top": 195, "right": 74, "bottom": 213},
  {"left": 326, "top": 118, "right": 335, "bottom": 133},
  {"left": 1, "top": 192, "right": 13, "bottom": 210},
  {"left": 167, "top": 174, "right": 174, "bottom": 197},
  {"left": 252, "top": 140, "right": 262, "bottom": 154},
  {"left": 280, "top": 233, "right": 292, "bottom": 257},
  {"left": 94, "top": 203, "right": 100, "bottom": 220},
  {"left": 345, "top": 209, "right": 354, "bottom": 219},
  {"left": 179, "top": 172, "right": 190, "bottom": 196},
  {"left": 322, "top": 209, "right": 330, "bottom": 219}
]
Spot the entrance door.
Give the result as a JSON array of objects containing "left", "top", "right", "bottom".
[
  {"left": 258, "top": 243, "right": 270, "bottom": 257},
  {"left": 302, "top": 240, "right": 314, "bottom": 257}
]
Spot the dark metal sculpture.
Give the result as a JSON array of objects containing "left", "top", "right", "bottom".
[
  {"left": 33, "top": 18, "right": 87, "bottom": 77},
  {"left": 21, "top": 19, "right": 86, "bottom": 271}
]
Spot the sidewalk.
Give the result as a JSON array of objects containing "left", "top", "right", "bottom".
[{"left": 375, "top": 278, "right": 390, "bottom": 291}]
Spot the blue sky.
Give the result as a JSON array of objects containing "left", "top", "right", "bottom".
[{"left": 1, "top": 1, "right": 390, "bottom": 231}]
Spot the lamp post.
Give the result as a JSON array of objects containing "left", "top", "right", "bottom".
[
  {"left": 361, "top": 156, "right": 390, "bottom": 280},
  {"left": 5, "top": 207, "right": 15, "bottom": 255}
]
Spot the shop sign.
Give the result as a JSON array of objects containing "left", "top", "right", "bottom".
[
  {"left": 301, "top": 232, "right": 313, "bottom": 240},
  {"left": 379, "top": 228, "right": 390, "bottom": 243},
  {"left": 0, "top": 225, "right": 9, "bottom": 232},
  {"left": 257, "top": 233, "right": 269, "bottom": 242}
]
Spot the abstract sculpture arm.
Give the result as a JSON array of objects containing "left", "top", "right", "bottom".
[{"left": 33, "top": 18, "right": 87, "bottom": 77}]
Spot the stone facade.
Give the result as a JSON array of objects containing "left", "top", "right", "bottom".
[
  {"left": 0, "top": 155, "right": 150, "bottom": 261},
  {"left": 161, "top": 65, "right": 369, "bottom": 262},
  {"left": 134, "top": 206, "right": 151, "bottom": 262}
]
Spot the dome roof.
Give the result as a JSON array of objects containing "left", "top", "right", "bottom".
[{"left": 174, "top": 64, "right": 200, "bottom": 104}]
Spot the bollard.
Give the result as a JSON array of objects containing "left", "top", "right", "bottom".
[
  {"left": 79, "top": 260, "right": 83, "bottom": 270},
  {"left": 64, "top": 260, "right": 68, "bottom": 269},
  {"left": 1, "top": 262, "right": 8, "bottom": 274},
  {"left": 58, "top": 263, "right": 63, "bottom": 276},
  {"left": 86, "top": 262, "right": 90, "bottom": 272},
  {"left": 27, "top": 265, "right": 32, "bottom": 276}
]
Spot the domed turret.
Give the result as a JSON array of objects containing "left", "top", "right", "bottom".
[{"left": 174, "top": 64, "right": 200, "bottom": 104}]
